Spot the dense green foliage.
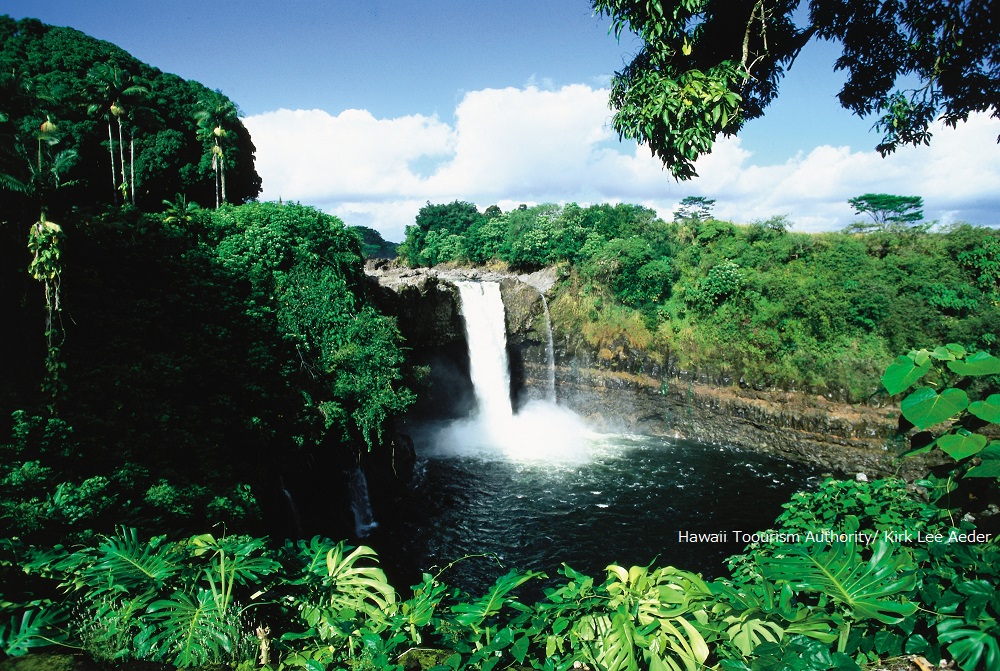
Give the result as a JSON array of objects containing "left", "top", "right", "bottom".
[
  {"left": 0, "top": 17, "right": 412, "bottom": 545},
  {"left": 400, "top": 200, "right": 1000, "bottom": 400},
  {"left": 0, "top": 14, "right": 261, "bottom": 218},
  {"left": 0, "top": 201, "right": 412, "bottom": 544},
  {"left": 1, "top": 472, "right": 996, "bottom": 670},
  {"left": 350, "top": 225, "right": 399, "bottom": 259},
  {"left": 593, "top": 0, "right": 1000, "bottom": 178}
]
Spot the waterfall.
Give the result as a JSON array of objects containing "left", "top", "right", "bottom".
[
  {"left": 349, "top": 466, "right": 379, "bottom": 538},
  {"left": 455, "top": 281, "right": 513, "bottom": 423},
  {"left": 539, "top": 292, "right": 557, "bottom": 402},
  {"left": 436, "top": 279, "right": 587, "bottom": 463},
  {"left": 280, "top": 476, "right": 303, "bottom": 536}
]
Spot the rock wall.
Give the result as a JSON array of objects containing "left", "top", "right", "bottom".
[{"left": 367, "top": 263, "right": 925, "bottom": 478}]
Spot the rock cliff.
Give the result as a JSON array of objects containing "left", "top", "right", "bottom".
[{"left": 366, "top": 263, "right": 927, "bottom": 478}]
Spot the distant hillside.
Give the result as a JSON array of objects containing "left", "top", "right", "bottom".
[
  {"left": 351, "top": 225, "right": 399, "bottom": 259},
  {"left": 0, "top": 14, "right": 261, "bottom": 221}
]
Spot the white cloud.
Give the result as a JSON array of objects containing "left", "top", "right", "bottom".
[{"left": 245, "top": 89, "right": 1000, "bottom": 242}]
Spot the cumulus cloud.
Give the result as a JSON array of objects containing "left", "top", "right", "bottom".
[{"left": 245, "top": 87, "right": 1000, "bottom": 241}]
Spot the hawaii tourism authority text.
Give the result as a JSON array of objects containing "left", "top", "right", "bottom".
[{"left": 677, "top": 529, "right": 993, "bottom": 544}]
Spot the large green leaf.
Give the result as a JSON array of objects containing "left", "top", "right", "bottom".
[
  {"left": 451, "top": 568, "right": 541, "bottom": 630},
  {"left": 324, "top": 544, "right": 396, "bottom": 625},
  {"left": 144, "top": 589, "right": 237, "bottom": 666},
  {"left": 900, "top": 387, "right": 969, "bottom": 430},
  {"left": 966, "top": 442, "right": 1000, "bottom": 478},
  {"left": 947, "top": 351, "right": 1000, "bottom": 377},
  {"left": 0, "top": 608, "right": 68, "bottom": 657},
  {"left": 937, "top": 431, "right": 989, "bottom": 461},
  {"left": 761, "top": 539, "right": 916, "bottom": 625},
  {"left": 73, "top": 528, "right": 179, "bottom": 597},
  {"left": 969, "top": 394, "right": 1000, "bottom": 424},
  {"left": 938, "top": 618, "right": 1000, "bottom": 671},
  {"left": 881, "top": 355, "right": 932, "bottom": 395}
]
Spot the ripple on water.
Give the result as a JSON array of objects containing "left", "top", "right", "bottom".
[{"left": 386, "top": 430, "right": 820, "bottom": 596}]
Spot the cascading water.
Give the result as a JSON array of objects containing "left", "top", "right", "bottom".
[
  {"left": 394, "top": 278, "right": 822, "bottom": 597},
  {"left": 434, "top": 280, "right": 586, "bottom": 462},
  {"left": 538, "top": 292, "right": 557, "bottom": 402},
  {"left": 349, "top": 466, "right": 379, "bottom": 538},
  {"left": 455, "top": 281, "right": 513, "bottom": 424}
]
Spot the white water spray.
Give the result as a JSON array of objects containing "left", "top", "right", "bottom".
[
  {"left": 456, "top": 281, "right": 514, "bottom": 424},
  {"left": 435, "top": 281, "right": 588, "bottom": 463}
]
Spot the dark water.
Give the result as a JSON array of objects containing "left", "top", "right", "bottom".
[{"left": 377, "top": 431, "right": 821, "bottom": 596}]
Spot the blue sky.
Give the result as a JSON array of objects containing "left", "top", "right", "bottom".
[{"left": 6, "top": 1, "right": 999, "bottom": 240}]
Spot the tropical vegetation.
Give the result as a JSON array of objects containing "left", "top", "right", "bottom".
[
  {"left": 592, "top": 0, "right": 1000, "bottom": 178},
  {"left": 2, "top": 10, "right": 999, "bottom": 671},
  {"left": 399, "top": 199, "right": 1000, "bottom": 401}
]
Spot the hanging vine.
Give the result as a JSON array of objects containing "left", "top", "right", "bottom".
[{"left": 28, "top": 215, "right": 65, "bottom": 405}]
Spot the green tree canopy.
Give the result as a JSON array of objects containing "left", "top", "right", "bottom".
[
  {"left": 593, "top": 0, "right": 1000, "bottom": 179},
  {"left": 0, "top": 15, "right": 261, "bottom": 219},
  {"left": 847, "top": 193, "right": 924, "bottom": 229}
]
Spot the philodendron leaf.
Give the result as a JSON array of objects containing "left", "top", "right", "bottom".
[
  {"left": 900, "top": 387, "right": 969, "bottom": 430},
  {"left": 761, "top": 538, "right": 916, "bottom": 625},
  {"left": 938, "top": 618, "right": 1000, "bottom": 671},
  {"left": 969, "top": 394, "right": 1000, "bottom": 424},
  {"left": 936, "top": 431, "right": 988, "bottom": 461},
  {"left": 947, "top": 351, "right": 1000, "bottom": 376},
  {"left": 881, "top": 355, "right": 932, "bottom": 396}
]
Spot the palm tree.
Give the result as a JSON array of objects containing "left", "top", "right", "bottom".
[
  {"left": 86, "top": 62, "right": 148, "bottom": 204},
  {"left": 0, "top": 116, "right": 78, "bottom": 406},
  {"left": 194, "top": 98, "right": 239, "bottom": 208}
]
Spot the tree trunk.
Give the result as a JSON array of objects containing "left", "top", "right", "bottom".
[
  {"left": 108, "top": 120, "right": 118, "bottom": 203},
  {"left": 129, "top": 135, "right": 136, "bottom": 205},
  {"left": 117, "top": 118, "right": 127, "bottom": 201}
]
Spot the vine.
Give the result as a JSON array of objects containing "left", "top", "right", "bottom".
[{"left": 27, "top": 215, "right": 65, "bottom": 405}]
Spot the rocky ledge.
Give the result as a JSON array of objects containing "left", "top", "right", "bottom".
[{"left": 366, "top": 262, "right": 933, "bottom": 479}]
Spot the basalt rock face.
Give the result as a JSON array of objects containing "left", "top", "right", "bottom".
[
  {"left": 365, "top": 264, "right": 472, "bottom": 419},
  {"left": 366, "top": 264, "right": 925, "bottom": 478},
  {"left": 498, "top": 277, "right": 553, "bottom": 408}
]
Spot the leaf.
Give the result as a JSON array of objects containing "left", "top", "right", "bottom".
[
  {"left": 938, "top": 619, "right": 1000, "bottom": 671},
  {"left": 451, "top": 569, "right": 541, "bottom": 629},
  {"left": 969, "top": 394, "right": 1000, "bottom": 424},
  {"left": 725, "top": 614, "right": 784, "bottom": 656},
  {"left": 947, "top": 351, "right": 1000, "bottom": 377},
  {"left": 966, "top": 444, "right": 1000, "bottom": 477},
  {"left": 0, "top": 609, "right": 68, "bottom": 657},
  {"left": 936, "top": 431, "right": 988, "bottom": 460},
  {"left": 144, "top": 589, "right": 237, "bottom": 666},
  {"left": 900, "top": 387, "right": 969, "bottom": 430},
  {"left": 761, "top": 539, "right": 917, "bottom": 624},
  {"left": 324, "top": 544, "right": 396, "bottom": 625},
  {"left": 881, "top": 355, "right": 932, "bottom": 395}
]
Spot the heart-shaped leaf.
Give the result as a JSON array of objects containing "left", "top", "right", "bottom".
[
  {"left": 966, "top": 442, "right": 1000, "bottom": 478},
  {"left": 969, "top": 394, "right": 1000, "bottom": 424},
  {"left": 947, "top": 351, "right": 1000, "bottom": 377},
  {"left": 881, "top": 355, "right": 932, "bottom": 395},
  {"left": 900, "top": 387, "right": 969, "bottom": 430},
  {"left": 936, "top": 431, "right": 988, "bottom": 460}
]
